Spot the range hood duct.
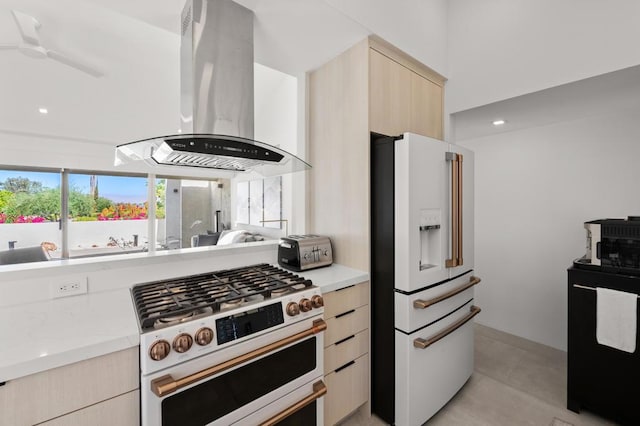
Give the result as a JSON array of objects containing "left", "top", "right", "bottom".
[{"left": 114, "top": 0, "right": 310, "bottom": 177}]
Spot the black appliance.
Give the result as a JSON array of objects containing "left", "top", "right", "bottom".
[
  {"left": 567, "top": 265, "right": 640, "bottom": 425},
  {"left": 582, "top": 216, "right": 640, "bottom": 275}
]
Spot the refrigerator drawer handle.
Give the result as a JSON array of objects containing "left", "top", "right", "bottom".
[
  {"left": 150, "top": 319, "right": 327, "bottom": 397},
  {"left": 413, "top": 305, "right": 481, "bottom": 349},
  {"left": 259, "top": 380, "right": 327, "bottom": 426},
  {"left": 413, "top": 276, "right": 481, "bottom": 309}
]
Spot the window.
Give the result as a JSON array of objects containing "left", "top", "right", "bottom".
[
  {"left": 0, "top": 169, "right": 62, "bottom": 258},
  {"left": 156, "top": 177, "right": 229, "bottom": 249},
  {"left": 0, "top": 166, "right": 280, "bottom": 266},
  {"left": 67, "top": 173, "right": 149, "bottom": 258},
  {"left": 236, "top": 177, "right": 282, "bottom": 228}
]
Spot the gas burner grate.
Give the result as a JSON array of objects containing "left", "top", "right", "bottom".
[{"left": 131, "top": 263, "right": 313, "bottom": 331}]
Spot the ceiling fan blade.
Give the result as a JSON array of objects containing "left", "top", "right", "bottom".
[
  {"left": 47, "top": 49, "right": 104, "bottom": 78},
  {"left": 11, "top": 10, "right": 41, "bottom": 46}
]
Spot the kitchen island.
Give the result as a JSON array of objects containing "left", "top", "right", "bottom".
[{"left": 0, "top": 257, "right": 367, "bottom": 426}]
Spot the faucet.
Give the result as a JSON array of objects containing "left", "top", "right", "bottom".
[{"left": 8, "top": 241, "right": 16, "bottom": 250}]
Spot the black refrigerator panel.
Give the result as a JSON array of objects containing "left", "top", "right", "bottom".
[{"left": 370, "top": 133, "right": 397, "bottom": 424}]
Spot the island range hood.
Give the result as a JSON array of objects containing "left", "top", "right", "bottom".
[{"left": 114, "top": 0, "right": 310, "bottom": 177}]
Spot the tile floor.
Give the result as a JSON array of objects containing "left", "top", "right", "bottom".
[{"left": 341, "top": 324, "right": 615, "bottom": 425}]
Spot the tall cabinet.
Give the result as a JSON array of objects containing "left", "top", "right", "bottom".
[{"left": 308, "top": 36, "right": 445, "bottom": 424}]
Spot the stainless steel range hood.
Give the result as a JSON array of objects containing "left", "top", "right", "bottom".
[{"left": 114, "top": 0, "right": 310, "bottom": 177}]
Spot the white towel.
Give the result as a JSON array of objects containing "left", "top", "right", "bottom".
[{"left": 596, "top": 287, "right": 637, "bottom": 353}]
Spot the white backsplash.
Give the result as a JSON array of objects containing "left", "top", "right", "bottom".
[{"left": 0, "top": 241, "right": 279, "bottom": 307}]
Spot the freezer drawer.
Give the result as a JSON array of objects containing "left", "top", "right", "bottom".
[
  {"left": 395, "top": 300, "right": 480, "bottom": 426},
  {"left": 395, "top": 271, "right": 478, "bottom": 333}
]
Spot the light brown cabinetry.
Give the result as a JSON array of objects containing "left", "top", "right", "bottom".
[
  {"left": 0, "top": 347, "right": 139, "bottom": 426},
  {"left": 369, "top": 49, "right": 411, "bottom": 137},
  {"left": 308, "top": 36, "right": 445, "bottom": 272},
  {"left": 369, "top": 48, "right": 443, "bottom": 139},
  {"left": 323, "top": 281, "right": 369, "bottom": 425}
]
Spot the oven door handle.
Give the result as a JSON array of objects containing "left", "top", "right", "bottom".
[
  {"left": 259, "top": 380, "right": 326, "bottom": 426},
  {"left": 413, "top": 305, "right": 481, "bottom": 349},
  {"left": 413, "top": 276, "right": 481, "bottom": 309},
  {"left": 151, "top": 318, "right": 327, "bottom": 397}
]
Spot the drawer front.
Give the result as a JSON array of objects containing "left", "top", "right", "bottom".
[
  {"left": 395, "top": 301, "right": 478, "bottom": 426},
  {"left": 325, "top": 305, "right": 369, "bottom": 347},
  {"left": 324, "top": 329, "right": 369, "bottom": 375},
  {"left": 324, "top": 353, "right": 369, "bottom": 426},
  {"left": 395, "top": 272, "right": 478, "bottom": 333},
  {"left": 39, "top": 390, "right": 140, "bottom": 426},
  {"left": 0, "top": 347, "right": 139, "bottom": 426},
  {"left": 323, "top": 282, "right": 369, "bottom": 318}
]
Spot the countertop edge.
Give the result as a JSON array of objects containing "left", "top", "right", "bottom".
[{"left": 0, "top": 333, "right": 140, "bottom": 382}]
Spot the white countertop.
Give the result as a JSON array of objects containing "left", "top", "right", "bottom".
[
  {"left": 0, "top": 288, "right": 139, "bottom": 382},
  {"left": 301, "top": 264, "right": 369, "bottom": 293},
  {"left": 0, "top": 263, "right": 366, "bottom": 383}
]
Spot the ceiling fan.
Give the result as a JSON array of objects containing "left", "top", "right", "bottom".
[{"left": 0, "top": 10, "right": 104, "bottom": 78}]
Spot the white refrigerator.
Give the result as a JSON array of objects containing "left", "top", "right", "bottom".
[{"left": 371, "top": 132, "right": 481, "bottom": 425}]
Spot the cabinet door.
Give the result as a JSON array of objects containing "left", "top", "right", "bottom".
[
  {"left": 369, "top": 49, "right": 411, "bottom": 136},
  {"left": 410, "top": 73, "right": 443, "bottom": 140}
]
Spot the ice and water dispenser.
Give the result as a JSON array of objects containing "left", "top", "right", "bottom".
[{"left": 419, "top": 208, "right": 441, "bottom": 271}]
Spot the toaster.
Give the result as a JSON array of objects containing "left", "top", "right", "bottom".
[{"left": 278, "top": 235, "right": 333, "bottom": 272}]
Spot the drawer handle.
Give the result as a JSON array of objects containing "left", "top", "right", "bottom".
[
  {"left": 413, "top": 305, "right": 481, "bottom": 349},
  {"left": 413, "top": 276, "right": 481, "bottom": 309},
  {"left": 335, "top": 309, "right": 356, "bottom": 319},
  {"left": 259, "top": 380, "right": 326, "bottom": 426},
  {"left": 335, "top": 334, "right": 356, "bottom": 346},
  {"left": 151, "top": 319, "right": 327, "bottom": 397},
  {"left": 335, "top": 360, "right": 356, "bottom": 373},
  {"left": 335, "top": 284, "right": 356, "bottom": 292}
]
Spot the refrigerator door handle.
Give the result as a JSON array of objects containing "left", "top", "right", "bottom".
[
  {"left": 413, "top": 276, "right": 481, "bottom": 309},
  {"left": 413, "top": 305, "right": 481, "bottom": 349},
  {"left": 446, "top": 152, "right": 459, "bottom": 268},
  {"left": 458, "top": 153, "right": 464, "bottom": 266}
]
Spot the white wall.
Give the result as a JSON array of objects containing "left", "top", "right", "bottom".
[
  {"left": 324, "top": 0, "right": 448, "bottom": 77},
  {"left": 447, "top": 0, "right": 640, "bottom": 113},
  {"left": 459, "top": 106, "right": 640, "bottom": 350},
  {"left": 0, "top": 0, "right": 180, "bottom": 147}
]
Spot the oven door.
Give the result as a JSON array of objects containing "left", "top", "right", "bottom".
[
  {"left": 236, "top": 378, "right": 325, "bottom": 425},
  {"left": 141, "top": 317, "right": 325, "bottom": 426}
]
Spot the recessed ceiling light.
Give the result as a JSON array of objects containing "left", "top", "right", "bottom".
[
  {"left": 38, "top": 107, "right": 48, "bottom": 114},
  {"left": 492, "top": 119, "right": 505, "bottom": 126},
  {"left": 177, "top": 129, "right": 182, "bottom": 133}
]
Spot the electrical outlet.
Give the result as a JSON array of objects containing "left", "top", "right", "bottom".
[{"left": 51, "top": 277, "right": 88, "bottom": 298}]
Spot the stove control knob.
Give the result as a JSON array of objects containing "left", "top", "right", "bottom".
[
  {"left": 311, "top": 295, "right": 324, "bottom": 308},
  {"left": 299, "top": 298, "right": 312, "bottom": 313},
  {"left": 173, "top": 333, "right": 194, "bottom": 353},
  {"left": 286, "top": 302, "right": 300, "bottom": 316},
  {"left": 149, "top": 340, "right": 171, "bottom": 361},
  {"left": 195, "top": 327, "right": 214, "bottom": 346}
]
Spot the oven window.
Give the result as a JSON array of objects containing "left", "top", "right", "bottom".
[{"left": 162, "top": 337, "right": 317, "bottom": 426}]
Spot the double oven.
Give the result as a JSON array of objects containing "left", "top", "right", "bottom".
[{"left": 132, "top": 264, "right": 326, "bottom": 425}]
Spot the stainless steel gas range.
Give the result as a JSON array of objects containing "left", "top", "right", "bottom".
[{"left": 131, "top": 263, "right": 326, "bottom": 426}]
